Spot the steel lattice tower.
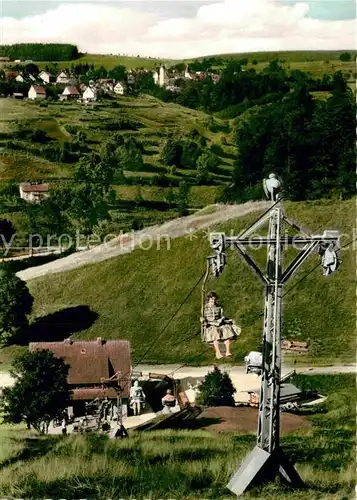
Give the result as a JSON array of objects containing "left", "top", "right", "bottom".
[{"left": 208, "top": 175, "right": 340, "bottom": 496}]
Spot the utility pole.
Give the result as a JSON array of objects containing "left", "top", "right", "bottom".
[{"left": 208, "top": 174, "right": 340, "bottom": 496}]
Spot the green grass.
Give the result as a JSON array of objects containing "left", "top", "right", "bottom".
[
  {"left": 0, "top": 152, "right": 71, "bottom": 181},
  {"left": 0, "top": 96, "right": 234, "bottom": 183},
  {"left": 33, "top": 53, "right": 172, "bottom": 71},
  {"left": 114, "top": 185, "right": 223, "bottom": 208},
  {"left": 0, "top": 199, "right": 353, "bottom": 369},
  {"left": 0, "top": 374, "right": 354, "bottom": 499},
  {"left": 191, "top": 50, "right": 357, "bottom": 63}
]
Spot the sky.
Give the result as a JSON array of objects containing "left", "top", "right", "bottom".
[{"left": 1, "top": 0, "right": 356, "bottom": 58}]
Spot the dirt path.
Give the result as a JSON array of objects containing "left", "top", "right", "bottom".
[
  {"left": 17, "top": 201, "right": 270, "bottom": 281},
  {"left": 198, "top": 406, "right": 310, "bottom": 434},
  {"left": 1, "top": 364, "right": 355, "bottom": 390}
]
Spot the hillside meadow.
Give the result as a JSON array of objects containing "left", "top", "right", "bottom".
[
  {"left": 0, "top": 96, "right": 235, "bottom": 183},
  {"left": 0, "top": 199, "right": 353, "bottom": 369},
  {"left": 0, "top": 374, "right": 354, "bottom": 499}
]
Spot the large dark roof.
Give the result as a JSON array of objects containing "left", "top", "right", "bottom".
[{"left": 29, "top": 339, "right": 131, "bottom": 397}]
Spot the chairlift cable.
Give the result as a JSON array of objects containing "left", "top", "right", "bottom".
[
  {"left": 121, "top": 270, "right": 207, "bottom": 384},
  {"left": 122, "top": 237, "right": 356, "bottom": 384}
]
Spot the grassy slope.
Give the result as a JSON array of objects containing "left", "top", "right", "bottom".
[
  {"left": 0, "top": 199, "right": 351, "bottom": 368},
  {"left": 34, "top": 54, "right": 170, "bottom": 71},
  {"left": 0, "top": 96, "right": 234, "bottom": 184},
  {"left": 191, "top": 50, "right": 357, "bottom": 63},
  {"left": 0, "top": 374, "right": 354, "bottom": 499}
]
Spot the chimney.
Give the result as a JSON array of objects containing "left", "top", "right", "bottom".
[{"left": 63, "top": 338, "right": 73, "bottom": 345}]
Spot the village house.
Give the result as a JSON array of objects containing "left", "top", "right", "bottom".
[
  {"left": 19, "top": 182, "right": 49, "bottom": 203},
  {"left": 113, "top": 81, "right": 126, "bottom": 95},
  {"left": 28, "top": 85, "right": 46, "bottom": 100},
  {"left": 165, "top": 85, "right": 182, "bottom": 93},
  {"left": 126, "top": 71, "right": 135, "bottom": 85},
  {"left": 38, "top": 71, "right": 53, "bottom": 84},
  {"left": 60, "top": 86, "right": 81, "bottom": 101},
  {"left": 56, "top": 70, "right": 75, "bottom": 85},
  {"left": 0, "top": 57, "right": 10, "bottom": 62},
  {"left": 29, "top": 338, "right": 132, "bottom": 417},
  {"left": 15, "top": 73, "right": 26, "bottom": 83},
  {"left": 97, "top": 79, "right": 115, "bottom": 92},
  {"left": 82, "top": 85, "right": 97, "bottom": 102}
]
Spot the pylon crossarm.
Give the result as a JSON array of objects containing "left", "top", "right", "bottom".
[
  {"left": 236, "top": 211, "right": 273, "bottom": 240},
  {"left": 226, "top": 236, "right": 338, "bottom": 245},
  {"left": 282, "top": 215, "right": 310, "bottom": 237},
  {"left": 281, "top": 241, "right": 320, "bottom": 284},
  {"left": 233, "top": 242, "right": 268, "bottom": 285}
]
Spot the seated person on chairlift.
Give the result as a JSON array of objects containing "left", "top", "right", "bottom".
[{"left": 201, "top": 291, "right": 241, "bottom": 359}]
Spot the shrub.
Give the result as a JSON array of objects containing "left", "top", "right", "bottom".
[
  {"left": 196, "top": 366, "right": 236, "bottom": 407},
  {"left": 64, "top": 124, "right": 79, "bottom": 134}
]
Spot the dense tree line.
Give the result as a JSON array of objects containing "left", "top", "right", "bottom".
[
  {"left": 136, "top": 60, "right": 349, "bottom": 117},
  {"left": 222, "top": 73, "right": 356, "bottom": 202},
  {"left": 0, "top": 43, "right": 79, "bottom": 61}
]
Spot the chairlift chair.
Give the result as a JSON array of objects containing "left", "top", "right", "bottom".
[{"left": 244, "top": 351, "right": 263, "bottom": 375}]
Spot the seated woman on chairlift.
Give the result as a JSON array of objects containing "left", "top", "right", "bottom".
[{"left": 201, "top": 291, "right": 241, "bottom": 359}]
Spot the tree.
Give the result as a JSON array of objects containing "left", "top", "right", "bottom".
[
  {"left": 339, "top": 52, "right": 352, "bottom": 62},
  {"left": 0, "top": 219, "right": 16, "bottom": 250},
  {"left": 173, "top": 62, "right": 186, "bottom": 73},
  {"left": 118, "top": 144, "right": 144, "bottom": 172},
  {"left": 196, "top": 153, "right": 215, "bottom": 185},
  {"left": 160, "top": 137, "right": 183, "bottom": 167},
  {"left": 0, "top": 263, "right": 33, "bottom": 344},
  {"left": 176, "top": 180, "right": 190, "bottom": 215},
  {"left": 70, "top": 152, "right": 116, "bottom": 234},
  {"left": 26, "top": 195, "right": 73, "bottom": 244},
  {"left": 180, "top": 140, "right": 202, "bottom": 169},
  {"left": 165, "top": 187, "right": 176, "bottom": 208},
  {"left": 2, "top": 350, "right": 70, "bottom": 433},
  {"left": 108, "top": 65, "right": 126, "bottom": 81},
  {"left": 24, "top": 63, "right": 39, "bottom": 76},
  {"left": 197, "top": 366, "right": 236, "bottom": 406}
]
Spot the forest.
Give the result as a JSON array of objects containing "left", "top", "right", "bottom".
[
  {"left": 0, "top": 43, "right": 79, "bottom": 61},
  {"left": 133, "top": 61, "right": 356, "bottom": 202}
]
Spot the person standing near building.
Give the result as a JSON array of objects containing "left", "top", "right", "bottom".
[
  {"left": 61, "top": 417, "right": 67, "bottom": 435},
  {"left": 129, "top": 380, "right": 146, "bottom": 416}
]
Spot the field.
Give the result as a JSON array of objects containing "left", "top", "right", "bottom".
[
  {"left": 0, "top": 96, "right": 234, "bottom": 182},
  {"left": 0, "top": 96, "right": 231, "bottom": 240},
  {"left": 0, "top": 199, "right": 353, "bottom": 369},
  {"left": 0, "top": 374, "right": 354, "bottom": 499},
  {"left": 5, "top": 50, "right": 355, "bottom": 84}
]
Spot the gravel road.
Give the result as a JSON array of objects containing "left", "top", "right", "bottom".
[
  {"left": 17, "top": 201, "right": 270, "bottom": 281},
  {"left": 1, "top": 364, "right": 355, "bottom": 390}
]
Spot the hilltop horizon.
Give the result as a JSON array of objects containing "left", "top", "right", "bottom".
[{"left": 2, "top": 1, "right": 355, "bottom": 59}]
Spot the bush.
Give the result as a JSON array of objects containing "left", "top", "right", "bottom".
[
  {"left": 64, "top": 124, "right": 79, "bottom": 134},
  {"left": 196, "top": 366, "right": 236, "bottom": 407},
  {"left": 339, "top": 52, "right": 352, "bottom": 62}
]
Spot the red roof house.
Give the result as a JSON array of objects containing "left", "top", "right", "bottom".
[
  {"left": 19, "top": 182, "right": 49, "bottom": 203},
  {"left": 29, "top": 338, "right": 132, "bottom": 402}
]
